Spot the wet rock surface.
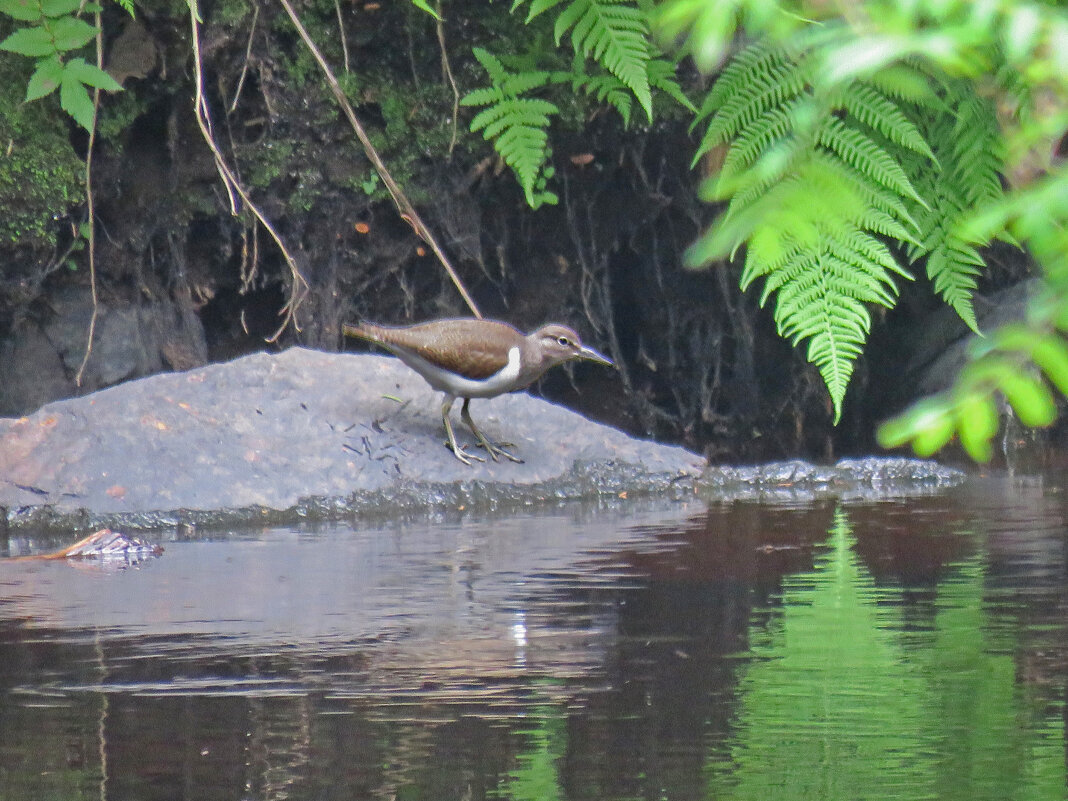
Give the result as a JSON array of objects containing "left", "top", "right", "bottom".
[
  {"left": 0, "top": 348, "right": 705, "bottom": 530},
  {"left": 0, "top": 348, "right": 973, "bottom": 532},
  {"left": 698, "top": 457, "right": 966, "bottom": 503}
]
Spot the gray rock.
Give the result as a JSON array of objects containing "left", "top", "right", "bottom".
[
  {"left": 0, "top": 348, "right": 705, "bottom": 530},
  {"left": 0, "top": 285, "right": 207, "bottom": 417},
  {"left": 698, "top": 456, "right": 965, "bottom": 503}
]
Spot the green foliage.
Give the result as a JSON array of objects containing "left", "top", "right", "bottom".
[
  {"left": 470, "top": 1, "right": 1024, "bottom": 426},
  {"left": 522, "top": 0, "right": 653, "bottom": 120},
  {"left": 0, "top": 54, "right": 84, "bottom": 250},
  {"left": 878, "top": 320, "right": 1068, "bottom": 462},
  {"left": 0, "top": 0, "right": 123, "bottom": 131},
  {"left": 687, "top": 43, "right": 944, "bottom": 421},
  {"left": 905, "top": 81, "right": 1005, "bottom": 333},
  {"left": 461, "top": 47, "right": 559, "bottom": 208},
  {"left": 461, "top": 0, "right": 691, "bottom": 207},
  {"left": 656, "top": 0, "right": 1068, "bottom": 450}
]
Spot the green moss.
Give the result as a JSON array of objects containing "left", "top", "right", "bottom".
[
  {"left": 0, "top": 60, "right": 84, "bottom": 250},
  {"left": 95, "top": 89, "right": 148, "bottom": 147},
  {"left": 242, "top": 139, "right": 297, "bottom": 189},
  {"left": 213, "top": 0, "right": 255, "bottom": 30}
]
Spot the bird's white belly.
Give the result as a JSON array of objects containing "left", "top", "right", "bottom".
[{"left": 393, "top": 346, "right": 523, "bottom": 398}]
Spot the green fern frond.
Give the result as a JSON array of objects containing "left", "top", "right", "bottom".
[
  {"left": 471, "top": 47, "right": 508, "bottom": 84},
  {"left": 950, "top": 94, "right": 1004, "bottom": 208},
  {"left": 520, "top": 0, "right": 568, "bottom": 18},
  {"left": 462, "top": 48, "right": 559, "bottom": 208},
  {"left": 694, "top": 59, "right": 807, "bottom": 157},
  {"left": 830, "top": 83, "right": 936, "bottom": 160},
  {"left": 541, "top": 0, "right": 653, "bottom": 120},
  {"left": 690, "top": 43, "right": 938, "bottom": 420},
  {"left": 774, "top": 252, "right": 872, "bottom": 414},
  {"left": 905, "top": 80, "right": 1005, "bottom": 333},
  {"left": 647, "top": 58, "right": 696, "bottom": 113},
  {"left": 698, "top": 42, "right": 797, "bottom": 118},
  {"left": 573, "top": 71, "right": 634, "bottom": 125},
  {"left": 718, "top": 101, "right": 799, "bottom": 181},
  {"left": 470, "top": 97, "right": 557, "bottom": 139},
  {"left": 815, "top": 117, "right": 926, "bottom": 206},
  {"left": 854, "top": 59, "right": 944, "bottom": 108}
]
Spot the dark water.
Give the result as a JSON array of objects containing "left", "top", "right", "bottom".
[{"left": 1, "top": 473, "right": 1066, "bottom": 801}]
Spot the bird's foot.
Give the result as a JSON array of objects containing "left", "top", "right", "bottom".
[
  {"left": 476, "top": 439, "right": 524, "bottom": 464},
  {"left": 445, "top": 440, "right": 485, "bottom": 465}
]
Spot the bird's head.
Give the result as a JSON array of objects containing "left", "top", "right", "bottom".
[{"left": 530, "top": 324, "right": 614, "bottom": 371}]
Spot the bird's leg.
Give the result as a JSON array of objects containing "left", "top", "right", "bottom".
[
  {"left": 442, "top": 396, "right": 483, "bottom": 465},
  {"left": 461, "top": 398, "right": 523, "bottom": 463}
]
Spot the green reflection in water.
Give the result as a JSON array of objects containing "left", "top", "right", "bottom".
[
  {"left": 492, "top": 702, "right": 566, "bottom": 801},
  {"left": 708, "top": 508, "right": 1065, "bottom": 801}
]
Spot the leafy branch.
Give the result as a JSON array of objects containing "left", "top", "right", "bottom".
[{"left": 0, "top": 0, "right": 125, "bottom": 130}]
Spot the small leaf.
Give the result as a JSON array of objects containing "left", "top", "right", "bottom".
[
  {"left": 1030, "top": 333, "right": 1068, "bottom": 397},
  {"left": 40, "top": 0, "right": 83, "bottom": 17},
  {"left": 60, "top": 66, "right": 96, "bottom": 131},
  {"left": 408, "top": 0, "right": 441, "bottom": 20},
  {"left": 999, "top": 370, "right": 1056, "bottom": 427},
  {"left": 50, "top": 15, "right": 97, "bottom": 51},
  {"left": 955, "top": 391, "right": 999, "bottom": 462},
  {"left": 25, "top": 55, "right": 63, "bottom": 101},
  {"left": 910, "top": 408, "right": 957, "bottom": 456},
  {"left": 877, "top": 396, "right": 956, "bottom": 456},
  {"left": 78, "top": 221, "right": 91, "bottom": 238},
  {"left": 0, "top": 0, "right": 44, "bottom": 22},
  {"left": 0, "top": 26, "right": 57, "bottom": 57},
  {"left": 65, "top": 57, "right": 122, "bottom": 90}
]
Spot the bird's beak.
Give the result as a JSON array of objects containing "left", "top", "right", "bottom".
[{"left": 578, "top": 344, "right": 615, "bottom": 368}]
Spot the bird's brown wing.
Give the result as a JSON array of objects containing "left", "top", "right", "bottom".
[{"left": 351, "top": 319, "right": 521, "bottom": 381}]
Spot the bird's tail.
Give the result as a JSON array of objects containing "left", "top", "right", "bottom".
[{"left": 342, "top": 322, "right": 376, "bottom": 342}]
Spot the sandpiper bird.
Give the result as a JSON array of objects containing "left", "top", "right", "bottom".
[{"left": 343, "top": 318, "right": 614, "bottom": 465}]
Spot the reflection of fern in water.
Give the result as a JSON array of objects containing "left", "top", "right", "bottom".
[{"left": 691, "top": 44, "right": 1002, "bottom": 420}]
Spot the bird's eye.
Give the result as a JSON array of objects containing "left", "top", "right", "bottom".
[{"left": 558, "top": 336, "right": 571, "bottom": 346}]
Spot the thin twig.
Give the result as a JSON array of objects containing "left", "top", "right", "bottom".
[
  {"left": 75, "top": 11, "right": 104, "bottom": 388},
  {"left": 189, "top": 3, "right": 309, "bottom": 338},
  {"left": 435, "top": 0, "right": 459, "bottom": 157},
  {"left": 228, "top": 3, "right": 259, "bottom": 114},
  {"left": 334, "top": 0, "right": 350, "bottom": 74},
  {"left": 277, "top": 0, "right": 481, "bottom": 319}
]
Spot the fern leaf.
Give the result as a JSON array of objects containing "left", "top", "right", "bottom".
[
  {"left": 472, "top": 97, "right": 557, "bottom": 139},
  {"left": 696, "top": 60, "right": 807, "bottom": 150},
  {"left": 462, "top": 52, "right": 560, "bottom": 209},
  {"left": 697, "top": 42, "right": 796, "bottom": 120},
  {"left": 693, "top": 45, "right": 924, "bottom": 420},
  {"left": 648, "top": 58, "right": 696, "bottom": 113},
  {"left": 460, "top": 86, "right": 505, "bottom": 107},
  {"left": 501, "top": 70, "right": 553, "bottom": 97},
  {"left": 574, "top": 71, "right": 634, "bottom": 125},
  {"left": 521, "top": 0, "right": 567, "bottom": 19},
  {"left": 905, "top": 80, "right": 1004, "bottom": 333},
  {"left": 471, "top": 47, "right": 508, "bottom": 84},
  {"left": 717, "top": 101, "right": 798, "bottom": 180},
  {"left": 831, "top": 83, "right": 936, "bottom": 161},
  {"left": 927, "top": 239, "right": 982, "bottom": 330},
  {"left": 816, "top": 117, "right": 926, "bottom": 206},
  {"left": 773, "top": 251, "right": 874, "bottom": 421},
  {"left": 553, "top": 0, "right": 654, "bottom": 121}
]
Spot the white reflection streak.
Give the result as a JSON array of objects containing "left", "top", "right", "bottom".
[{"left": 512, "top": 610, "right": 527, "bottom": 669}]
